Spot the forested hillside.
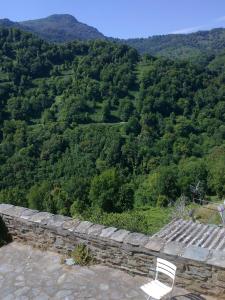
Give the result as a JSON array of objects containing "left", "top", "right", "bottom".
[
  {"left": 122, "top": 28, "right": 225, "bottom": 61},
  {"left": 0, "top": 28, "right": 224, "bottom": 233}
]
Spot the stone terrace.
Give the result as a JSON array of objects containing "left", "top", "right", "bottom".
[
  {"left": 1, "top": 204, "right": 225, "bottom": 298},
  {"left": 0, "top": 242, "right": 214, "bottom": 300}
]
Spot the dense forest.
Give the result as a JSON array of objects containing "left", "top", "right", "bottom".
[{"left": 0, "top": 28, "right": 224, "bottom": 233}]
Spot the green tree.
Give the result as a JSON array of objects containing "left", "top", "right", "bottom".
[
  {"left": 89, "top": 168, "right": 120, "bottom": 212},
  {"left": 207, "top": 146, "right": 225, "bottom": 198}
]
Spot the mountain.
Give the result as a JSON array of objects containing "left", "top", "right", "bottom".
[
  {"left": 1, "top": 14, "right": 225, "bottom": 60},
  {"left": 121, "top": 28, "right": 225, "bottom": 60},
  {"left": 0, "top": 14, "right": 105, "bottom": 42},
  {"left": 0, "top": 18, "right": 20, "bottom": 28}
]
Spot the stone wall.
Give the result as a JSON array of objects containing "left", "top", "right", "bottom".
[{"left": 0, "top": 204, "right": 225, "bottom": 298}]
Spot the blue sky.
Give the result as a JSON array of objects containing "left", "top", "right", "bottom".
[{"left": 1, "top": 0, "right": 225, "bottom": 38}]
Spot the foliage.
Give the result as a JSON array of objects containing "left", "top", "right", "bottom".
[
  {"left": 71, "top": 244, "right": 93, "bottom": 266},
  {"left": 86, "top": 206, "right": 172, "bottom": 235},
  {"left": 89, "top": 168, "right": 133, "bottom": 212},
  {"left": 0, "top": 28, "right": 224, "bottom": 233},
  {"left": 207, "top": 146, "right": 225, "bottom": 198},
  {"left": 134, "top": 165, "right": 179, "bottom": 207}
]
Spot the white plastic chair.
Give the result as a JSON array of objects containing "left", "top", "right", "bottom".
[{"left": 140, "top": 258, "right": 177, "bottom": 300}]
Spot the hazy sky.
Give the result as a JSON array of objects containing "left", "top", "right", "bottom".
[{"left": 1, "top": 0, "right": 225, "bottom": 38}]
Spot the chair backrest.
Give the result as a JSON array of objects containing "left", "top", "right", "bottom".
[{"left": 155, "top": 258, "right": 176, "bottom": 285}]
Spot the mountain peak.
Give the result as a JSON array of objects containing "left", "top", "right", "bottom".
[
  {"left": 20, "top": 14, "right": 79, "bottom": 27},
  {"left": 17, "top": 14, "right": 105, "bottom": 42},
  {"left": 37, "top": 14, "right": 79, "bottom": 23},
  {"left": 0, "top": 18, "right": 18, "bottom": 27}
]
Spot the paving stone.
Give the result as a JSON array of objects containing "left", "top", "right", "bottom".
[
  {"left": 0, "top": 242, "right": 154, "bottom": 300},
  {"left": 99, "top": 283, "right": 109, "bottom": 291},
  {"left": 15, "top": 286, "right": 30, "bottom": 296},
  {"left": 54, "top": 289, "right": 72, "bottom": 298}
]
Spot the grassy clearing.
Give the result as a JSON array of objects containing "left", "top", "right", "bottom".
[{"left": 194, "top": 199, "right": 224, "bottom": 225}]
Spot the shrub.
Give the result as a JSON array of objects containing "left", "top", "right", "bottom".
[
  {"left": 86, "top": 206, "right": 172, "bottom": 235},
  {"left": 156, "top": 195, "right": 169, "bottom": 207},
  {"left": 71, "top": 244, "right": 93, "bottom": 266}
]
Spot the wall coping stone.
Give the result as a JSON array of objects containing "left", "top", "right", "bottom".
[
  {"left": 207, "top": 250, "right": 225, "bottom": 268},
  {"left": 74, "top": 221, "right": 94, "bottom": 234},
  {"left": 182, "top": 245, "right": 210, "bottom": 262},
  {"left": 99, "top": 227, "right": 117, "bottom": 238},
  {"left": 62, "top": 219, "right": 80, "bottom": 231},
  {"left": 20, "top": 209, "right": 39, "bottom": 220},
  {"left": 1, "top": 204, "right": 225, "bottom": 270},
  {"left": 29, "top": 212, "right": 54, "bottom": 224},
  {"left": 144, "top": 238, "right": 165, "bottom": 252},
  {"left": 163, "top": 241, "right": 185, "bottom": 256},
  {"left": 87, "top": 224, "right": 105, "bottom": 236},
  {"left": 124, "top": 232, "right": 149, "bottom": 246},
  {"left": 0, "top": 206, "right": 27, "bottom": 217},
  {"left": 110, "top": 229, "right": 130, "bottom": 243},
  {"left": 0, "top": 204, "right": 13, "bottom": 213}
]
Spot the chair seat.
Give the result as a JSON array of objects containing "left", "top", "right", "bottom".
[{"left": 140, "top": 279, "right": 172, "bottom": 300}]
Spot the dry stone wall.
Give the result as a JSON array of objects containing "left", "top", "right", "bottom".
[{"left": 0, "top": 204, "right": 225, "bottom": 298}]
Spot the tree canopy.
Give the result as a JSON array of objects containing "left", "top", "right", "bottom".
[{"left": 0, "top": 28, "right": 224, "bottom": 225}]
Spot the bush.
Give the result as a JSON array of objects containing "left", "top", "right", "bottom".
[
  {"left": 71, "top": 244, "right": 93, "bottom": 266},
  {"left": 86, "top": 206, "right": 172, "bottom": 235},
  {"left": 156, "top": 195, "right": 169, "bottom": 207}
]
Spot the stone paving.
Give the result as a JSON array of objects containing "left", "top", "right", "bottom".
[{"left": 0, "top": 242, "right": 215, "bottom": 300}]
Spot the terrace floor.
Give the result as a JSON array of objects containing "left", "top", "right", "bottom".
[{"left": 0, "top": 242, "right": 215, "bottom": 300}]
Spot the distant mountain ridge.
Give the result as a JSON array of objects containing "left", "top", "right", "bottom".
[
  {"left": 0, "top": 14, "right": 105, "bottom": 42},
  {"left": 1, "top": 14, "right": 225, "bottom": 60},
  {"left": 122, "top": 28, "right": 225, "bottom": 60}
]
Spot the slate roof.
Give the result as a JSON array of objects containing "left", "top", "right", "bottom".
[{"left": 153, "top": 219, "right": 225, "bottom": 251}]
